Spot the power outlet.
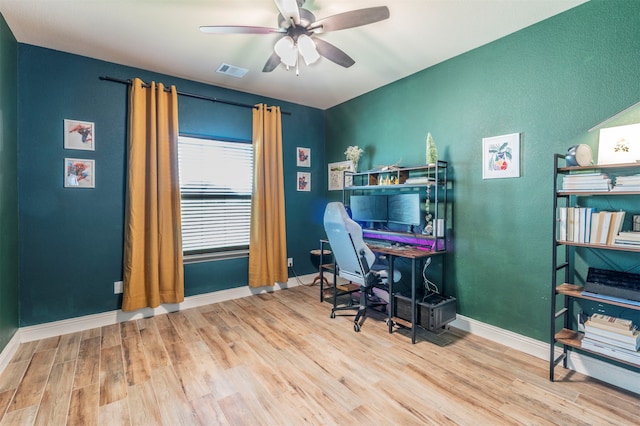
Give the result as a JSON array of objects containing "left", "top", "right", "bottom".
[
  {"left": 287, "top": 257, "right": 293, "bottom": 267},
  {"left": 114, "top": 280, "right": 123, "bottom": 294}
]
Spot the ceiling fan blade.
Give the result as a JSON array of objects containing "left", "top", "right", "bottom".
[
  {"left": 313, "top": 38, "right": 355, "bottom": 68},
  {"left": 262, "top": 52, "right": 282, "bottom": 72},
  {"left": 200, "top": 26, "right": 284, "bottom": 35},
  {"left": 273, "top": 0, "right": 300, "bottom": 26},
  {"left": 308, "top": 6, "right": 390, "bottom": 33}
]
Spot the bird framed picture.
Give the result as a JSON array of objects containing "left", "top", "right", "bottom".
[{"left": 64, "top": 119, "right": 95, "bottom": 151}]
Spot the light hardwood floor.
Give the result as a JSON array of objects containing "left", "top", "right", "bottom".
[{"left": 0, "top": 284, "right": 638, "bottom": 425}]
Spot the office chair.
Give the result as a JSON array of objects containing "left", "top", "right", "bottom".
[{"left": 323, "top": 202, "right": 395, "bottom": 332}]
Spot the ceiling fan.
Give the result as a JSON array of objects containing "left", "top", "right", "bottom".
[{"left": 200, "top": 0, "right": 390, "bottom": 74}]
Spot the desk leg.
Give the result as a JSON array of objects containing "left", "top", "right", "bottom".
[
  {"left": 411, "top": 257, "right": 417, "bottom": 344},
  {"left": 388, "top": 255, "right": 395, "bottom": 334},
  {"left": 319, "top": 241, "right": 326, "bottom": 302}
]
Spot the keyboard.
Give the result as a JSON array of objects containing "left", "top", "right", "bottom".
[{"left": 364, "top": 238, "right": 393, "bottom": 248}]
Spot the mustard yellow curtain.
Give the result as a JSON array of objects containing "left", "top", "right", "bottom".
[
  {"left": 122, "top": 78, "right": 184, "bottom": 311},
  {"left": 248, "top": 104, "right": 288, "bottom": 287}
]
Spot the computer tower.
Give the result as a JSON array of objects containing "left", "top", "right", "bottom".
[{"left": 393, "top": 293, "right": 457, "bottom": 331}]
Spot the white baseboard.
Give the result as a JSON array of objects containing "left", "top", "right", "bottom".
[
  {"left": 0, "top": 331, "right": 21, "bottom": 373},
  {"left": 18, "top": 274, "right": 314, "bottom": 344},
  {"left": 451, "top": 314, "right": 639, "bottom": 395},
  {"left": 3, "top": 279, "right": 637, "bottom": 394}
]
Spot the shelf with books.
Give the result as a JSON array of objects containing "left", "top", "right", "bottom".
[
  {"left": 549, "top": 154, "right": 640, "bottom": 384},
  {"left": 557, "top": 190, "right": 640, "bottom": 196},
  {"left": 557, "top": 161, "right": 640, "bottom": 173},
  {"left": 554, "top": 327, "right": 640, "bottom": 368},
  {"left": 555, "top": 240, "right": 640, "bottom": 253},
  {"left": 554, "top": 305, "right": 640, "bottom": 368}
]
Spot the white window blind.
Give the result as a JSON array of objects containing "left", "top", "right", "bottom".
[{"left": 178, "top": 135, "right": 253, "bottom": 255}]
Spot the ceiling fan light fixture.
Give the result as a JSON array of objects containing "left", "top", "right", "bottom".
[
  {"left": 298, "top": 34, "right": 320, "bottom": 66},
  {"left": 274, "top": 0, "right": 301, "bottom": 26},
  {"left": 274, "top": 36, "right": 298, "bottom": 67}
]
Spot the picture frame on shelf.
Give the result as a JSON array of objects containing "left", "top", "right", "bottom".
[
  {"left": 64, "top": 119, "right": 95, "bottom": 151},
  {"left": 64, "top": 158, "right": 95, "bottom": 188},
  {"left": 482, "top": 132, "right": 521, "bottom": 179},
  {"left": 597, "top": 123, "right": 640, "bottom": 165},
  {"left": 297, "top": 172, "right": 311, "bottom": 191},
  {"left": 297, "top": 147, "right": 311, "bottom": 167},
  {"left": 328, "top": 160, "right": 354, "bottom": 190}
]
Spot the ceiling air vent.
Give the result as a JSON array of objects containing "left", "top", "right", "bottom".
[{"left": 216, "top": 63, "right": 248, "bottom": 78}]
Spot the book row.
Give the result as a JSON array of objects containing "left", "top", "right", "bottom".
[
  {"left": 561, "top": 173, "right": 640, "bottom": 192},
  {"left": 582, "top": 315, "right": 639, "bottom": 363},
  {"left": 556, "top": 207, "right": 627, "bottom": 245}
]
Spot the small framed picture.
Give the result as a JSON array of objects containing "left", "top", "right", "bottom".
[
  {"left": 597, "top": 123, "right": 640, "bottom": 165},
  {"left": 482, "top": 132, "right": 521, "bottom": 179},
  {"left": 64, "top": 119, "right": 95, "bottom": 151},
  {"left": 328, "top": 160, "right": 354, "bottom": 190},
  {"left": 64, "top": 158, "right": 95, "bottom": 188},
  {"left": 297, "top": 172, "right": 311, "bottom": 192},
  {"left": 297, "top": 147, "right": 311, "bottom": 167}
]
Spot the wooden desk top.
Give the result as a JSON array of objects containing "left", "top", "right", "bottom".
[{"left": 367, "top": 244, "right": 444, "bottom": 259}]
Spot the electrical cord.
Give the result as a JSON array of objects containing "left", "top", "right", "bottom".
[
  {"left": 422, "top": 257, "right": 439, "bottom": 296},
  {"left": 289, "top": 265, "right": 315, "bottom": 286}
]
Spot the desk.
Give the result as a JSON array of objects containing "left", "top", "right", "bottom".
[
  {"left": 369, "top": 245, "right": 445, "bottom": 344},
  {"left": 319, "top": 238, "right": 445, "bottom": 343}
]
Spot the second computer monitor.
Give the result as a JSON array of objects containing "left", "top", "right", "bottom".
[{"left": 387, "top": 193, "right": 421, "bottom": 226}]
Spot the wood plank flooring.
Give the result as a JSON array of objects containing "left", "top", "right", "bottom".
[{"left": 0, "top": 284, "right": 638, "bottom": 425}]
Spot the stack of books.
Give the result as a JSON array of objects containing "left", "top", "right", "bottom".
[
  {"left": 582, "top": 314, "right": 640, "bottom": 364},
  {"left": 557, "top": 207, "right": 625, "bottom": 245},
  {"left": 611, "top": 174, "right": 640, "bottom": 192},
  {"left": 561, "top": 173, "right": 612, "bottom": 192},
  {"left": 613, "top": 231, "right": 640, "bottom": 247}
]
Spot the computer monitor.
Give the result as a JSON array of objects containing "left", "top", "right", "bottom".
[
  {"left": 387, "top": 193, "right": 421, "bottom": 226},
  {"left": 349, "top": 195, "right": 388, "bottom": 223}
]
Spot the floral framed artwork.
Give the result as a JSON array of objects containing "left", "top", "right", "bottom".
[
  {"left": 64, "top": 158, "right": 95, "bottom": 188},
  {"left": 297, "top": 172, "right": 311, "bottom": 191},
  {"left": 64, "top": 119, "right": 95, "bottom": 151},
  {"left": 597, "top": 123, "right": 640, "bottom": 165},
  {"left": 482, "top": 132, "right": 521, "bottom": 179},
  {"left": 328, "top": 160, "right": 354, "bottom": 191},
  {"left": 297, "top": 147, "right": 311, "bottom": 167}
]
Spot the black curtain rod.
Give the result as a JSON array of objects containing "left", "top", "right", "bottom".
[{"left": 99, "top": 76, "right": 291, "bottom": 116}]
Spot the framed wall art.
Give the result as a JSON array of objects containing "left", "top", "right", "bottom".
[
  {"left": 64, "top": 119, "right": 95, "bottom": 151},
  {"left": 297, "top": 147, "right": 311, "bottom": 167},
  {"left": 297, "top": 172, "right": 311, "bottom": 192},
  {"left": 328, "top": 160, "right": 354, "bottom": 190},
  {"left": 64, "top": 158, "right": 95, "bottom": 188},
  {"left": 597, "top": 123, "right": 640, "bottom": 165},
  {"left": 482, "top": 132, "right": 521, "bottom": 179}
]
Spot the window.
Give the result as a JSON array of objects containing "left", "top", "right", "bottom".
[{"left": 178, "top": 135, "right": 253, "bottom": 261}]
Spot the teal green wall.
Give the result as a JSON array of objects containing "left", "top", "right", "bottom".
[
  {"left": 0, "top": 13, "right": 19, "bottom": 351},
  {"left": 17, "top": 45, "right": 326, "bottom": 326},
  {"left": 326, "top": 0, "right": 640, "bottom": 341}
]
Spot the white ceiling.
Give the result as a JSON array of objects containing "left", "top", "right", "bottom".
[{"left": 0, "top": 0, "right": 586, "bottom": 110}]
